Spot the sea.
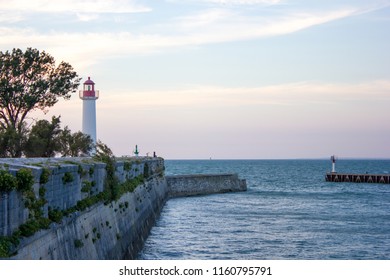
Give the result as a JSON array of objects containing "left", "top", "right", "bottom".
[{"left": 138, "top": 159, "right": 390, "bottom": 260}]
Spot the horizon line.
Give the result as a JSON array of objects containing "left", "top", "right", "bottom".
[{"left": 164, "top": 157, "right": 390, "bottom": 161}]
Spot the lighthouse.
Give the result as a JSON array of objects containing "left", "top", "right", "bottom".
[{"left": 79, "top": 77, "right": 99, "bottom": 147}]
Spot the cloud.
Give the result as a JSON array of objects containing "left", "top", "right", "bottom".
[
  {"left": 0, "top": 0, "right": 151, "bottom": 23},
  {"left": 0, "top": 6, "right": 363, "bottom": 69},
  {"left": 172, "top": 7, "right": 359, "bottom": 42},
  {"left": 1, "top": 1, "right": 388, "bottom": 70},
  {"left": 0, "top": 0, "right": 151, "bottom": 14},
  {"left": 206, "top": 0, "right": 282, "bottom": 4},
  {"left": 0, "top": 11, "right": 23, "bottom": 23},
  {"left": 167, "top": 0, "right": 282, "bottom": 5},
  {"left": 99, "top": 80, "right": 390, "bottom": 109}
]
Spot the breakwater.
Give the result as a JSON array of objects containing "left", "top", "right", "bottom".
[
  {"left": 0, "top": 157, "right": 246, "bottom": 259},
  {"left": 167, "top": 173, "right": 247, "bottom": 197},
  {"left": 325, "top": 172, "right": 390, "bottom": 184}
]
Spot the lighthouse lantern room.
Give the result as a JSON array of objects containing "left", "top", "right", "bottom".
[
  {"left": 80, "top": 77, "right": 99, "bottom": 99},
  {"left": 79, "top": 77, "right": 99, "bottom": 148}
]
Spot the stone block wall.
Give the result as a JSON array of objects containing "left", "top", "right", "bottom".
[
  {"left": 0, "top": 157, "right": 164, "bottom": 238},
  {"left": 0, "top": 157, "right": 248, "bottom": 260},
  {"left": 0, "top": 190, "right": 28, "bottom": 236},
  {"left": 166, "top": 173, "right": 247, "bottom": 198},
  {"left": 10, "top": 176, "right": 168, "bottom": 260}
]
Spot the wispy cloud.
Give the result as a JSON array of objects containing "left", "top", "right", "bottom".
[
  {"left": 171, "top": 7, "right": 359, "bottom": 42},
  {"left": 0, "top": 11, "right": 23, "bottom": 23},
  {"left": 0, "top": 0, "right": 151, "bottom": 23},
  {"left": 100, "top": 80, "right": 390, "bottom": 109},
  {"left": 167, "top": 0, "right": 282, "bottom": 5},
  {"left": 0, "top": 0, "right": 151, "bottom": 14},
  {"left": 0, "top": 1, "right": 388, "bottom": 69},
  {"left": 0, "top": 7, "right": 365, "bottom": 68}
]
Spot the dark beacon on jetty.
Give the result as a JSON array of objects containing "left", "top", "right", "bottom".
[{"left": 325, "top": 155, "right": 390, "bottom": 184}]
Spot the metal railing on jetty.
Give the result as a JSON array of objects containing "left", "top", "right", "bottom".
[{"left": 325, "top": 173, "right": 390, "bottom": 184}]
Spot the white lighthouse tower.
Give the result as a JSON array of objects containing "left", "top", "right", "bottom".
[{"left": 79, "top": 77, "right": 99, "bottom": 146}]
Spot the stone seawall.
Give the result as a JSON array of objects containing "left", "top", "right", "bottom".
[
  {"left": 0, "top": 157, "right": 163, "bottom": 237},
  {"left": 1, "top": 158, "right": 246, "bottom": 259},
  {"left": 0, "top": 157, "right": 166, "bottom": 259},
  {"left": 167, "top": 173, "right": 247, "bottom": 198},
  {"left": 11, "top": 176, "right": 168, "bottom": 259}
]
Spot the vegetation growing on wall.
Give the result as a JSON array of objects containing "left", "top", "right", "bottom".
[
  {"left": 89, "top": 167, "right": 94, "bottom": 176},
  {"left": 62, "top": 172, "right": 74, "bottom": 184},
  {"left": 81, "top": 181, "right": 93, "bottom": 193},
  {"left": 0, "top": 235, "right": 19, "bottom": 258},
  {"left": 0, "top": 167, "right": 50, "bottom": 257},
  {"left": 74, "top": 239, "right": 84, "bottom": 248},
  {"left": 93, "top": 141, "right": 119, "bottom": 201},
  {"left": 115, "top": 175, "right": 144, "bottom": 199},
  {"left": 19, "top": 218, "right": 51, "bottom": 237},
  {"left": 143, "top": 163, "right": 150, "bottom": 179},
  {"left": 0, "top": 170, "right": 17, "bottom": 192},
  {"left": 0, "top": 153, "right": 161, "bottom": 257},
  {"left": 0, "top": 167, "right": 36, "bottom": 197},
  {"left": 48, "top": 208, "right": 63, "bottom": 223},
  {"left": 15, "top": 168, "right": 35, "bottom": 192},
  {"left": 124, "top": 161, "right": 131, "bottom": 171},
  {"left": 40, "top": 168, "right": 51, "bottom": 185}
]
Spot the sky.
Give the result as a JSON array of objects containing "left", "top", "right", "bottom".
[{"left": 1, "top": 0, "right": 389, "bottom": 159}]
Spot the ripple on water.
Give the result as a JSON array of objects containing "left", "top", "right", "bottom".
[{"left": 139, "top": 160, "right": 390, "bottom": 260}]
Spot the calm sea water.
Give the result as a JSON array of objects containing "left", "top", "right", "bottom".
[{"left": 138, "top": 160, "right": 390, "bottom": 260}]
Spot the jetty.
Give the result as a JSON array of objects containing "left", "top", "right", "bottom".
[
  {"left": 325, "top": 173, "right": 390, "bottom": 184},
  {"left": 325, "top": 155, "right": 390, "bottom": 184}
]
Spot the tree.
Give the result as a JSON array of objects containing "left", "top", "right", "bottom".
[
  {"left": 24, "top": 116, "right": 62, "bottom": 157},
  {"left": 0, "top": 125, "right": 28, "bottom": 158},
  {"left": 24, "top": 115, "right": 93, "bottom": 157},
  {"left": 0, "top": 48, "right": 80, "bottom": 156},
  {"left": 58, "top": 126, "right": 93, "bottom": 157}
]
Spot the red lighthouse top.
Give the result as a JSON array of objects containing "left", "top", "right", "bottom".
[{"left": 79, "top": 76, "right": 99, "bottom": 100}]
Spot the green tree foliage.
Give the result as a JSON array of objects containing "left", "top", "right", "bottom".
[
  {"left": 0, "top": 48, "right": 80, "bottom": 131},
  {"left": 94, "top": 140, "right": 114, "bottom": 161},
  {"left": 0, "top": 48, "right": 80, "bottom": 156},
  {"left": 0, "top": 126, "right": 27, "bottom": 158},
  {"left": 0, "top": 47, "right": 93, "bottom": 158},
  {"left": 58, "top": 126, "right": 93, "bottom": 157},
  {"left": 26, "top": 115, "right": 93, "bottom": 157},
  {"left": 1, "top": 114, "right": 93, "bottom": 158},
  {"left": 24, "top": 116, "right": 62, "bottom": 157}
]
